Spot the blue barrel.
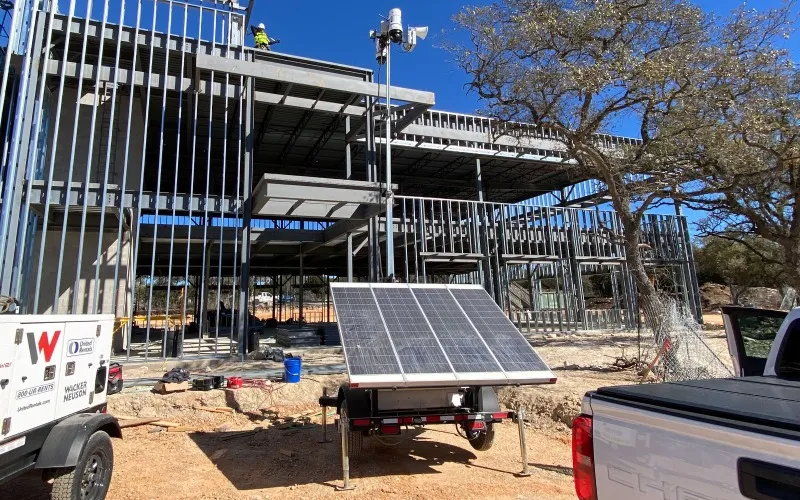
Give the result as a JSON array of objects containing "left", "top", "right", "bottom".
[{"left": 283, "top": 357, "right": 302, "bottom": 383}]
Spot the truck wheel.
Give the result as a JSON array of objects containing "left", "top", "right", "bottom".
[
  {"left": 340, "top": 401, "right": 362, "bottom": 462},
  {"left": 467, "top": 422, "right": 496, "bottom": 451},
  {"left": 50, "top": 431, "right": 114, "bottom": 500}
]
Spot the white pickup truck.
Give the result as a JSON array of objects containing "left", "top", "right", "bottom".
[{"left": 574, "top": 306, "right": 800, "bottom": 500}]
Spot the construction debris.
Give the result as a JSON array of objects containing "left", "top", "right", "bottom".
[
  {"left": 167, "top": 426, "right": 197, "bottom": 433},
  {"left": 119, "top": 418, "right": 161, "bottom": 429},
  {"left": 150, "top": 421, "right": 182, "bottom": 428},
  {"left": 153, "top": 381, "right": 190, "bottom": 394},
  {"left": 219, "top": 427, "right": 264, "bottom": 441},
  {"left": 194, "top": 406, "right": 235, "bottom": 414}
]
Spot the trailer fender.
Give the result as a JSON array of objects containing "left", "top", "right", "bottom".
[
  {"left": 474, "top": 386, "right": 500, "bottom": 413},
  {"left": 337, "top": 386, "right": 371, "bottom": 418},
  {"left": 34, "top": 413, "right": 122, "bottom": 469}
]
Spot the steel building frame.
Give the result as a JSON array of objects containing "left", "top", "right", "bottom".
[{"left": 0, "top": 0, "right": 701, "bottom": 360}]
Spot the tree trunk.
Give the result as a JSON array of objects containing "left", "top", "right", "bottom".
[{"left": 620, "top": 217, "right": 659, "bottom": 329}]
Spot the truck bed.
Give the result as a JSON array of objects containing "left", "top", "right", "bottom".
[{"left": 594, "top": 376, "right": 800, "bottom": 439}]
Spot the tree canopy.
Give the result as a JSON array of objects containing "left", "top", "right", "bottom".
[
  {"left": 694, "top": 236, "right": 785, "bottom": 302},
  {"left": 450, "top": 0, "right": 797, "bottom": 308}
]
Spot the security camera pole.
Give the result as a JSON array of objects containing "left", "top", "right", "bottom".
[{"left": 370, "top": 9, "right": 427, "bottom": 283}]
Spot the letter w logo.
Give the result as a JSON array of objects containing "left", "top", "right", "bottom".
[{"left": 27, "top": 331, "right": 61, "bottom": 364}]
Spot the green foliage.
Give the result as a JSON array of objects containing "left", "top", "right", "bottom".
[
  {"left": 738, "top": 315, "right": 784, "bottom": 357},
  {"left": 693, "top": 236, "right": 785, "bottom": 299}
]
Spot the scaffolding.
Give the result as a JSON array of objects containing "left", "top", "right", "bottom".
[{"left": 0, "top": 0, "right": 701, "bottom": 360}]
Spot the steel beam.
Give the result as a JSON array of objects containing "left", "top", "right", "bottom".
[
  {"left": 253, "top": 106, "right": 274, "bottom": 155},
  {"left": 51, "top": 13, "right": 244, "bottom": 59},
  {"left": 46, "top": 60, "right": 367, "bottom": 118},
  {"left": 26, "top": 181, "right": 239, "bottom": 212},
  {"left": 196, "top": 53, "right": 435, "bottom": 105},
  {"left": 302, "top": 113, "right": 345, "bottom": 165},
  {"left": 277, "top": 92, "right": 322, "bottom": 165}
]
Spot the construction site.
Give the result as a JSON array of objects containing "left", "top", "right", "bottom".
[
  {"left": 0, "top": 1, "right": 717, "bottom": 499},
  {"left": 0, "top": 0, "right": 701, "bottom": 360}
]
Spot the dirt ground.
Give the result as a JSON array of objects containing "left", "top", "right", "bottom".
[{"left": 2, "top": 328, "right": 733, "bottom": 500}]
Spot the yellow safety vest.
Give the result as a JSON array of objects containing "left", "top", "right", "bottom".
[{"left": 255, "top": 31, "right": 269, "bottom": 46}]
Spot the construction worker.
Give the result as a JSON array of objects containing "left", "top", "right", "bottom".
[{"left": 253, "top": 23, "right": 270, "bottom": 50}]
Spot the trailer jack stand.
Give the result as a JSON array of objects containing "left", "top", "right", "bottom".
[
  {"left": 515, "top": 406, "right": 531, "bottom": 477},
  {"left": 336, "top": 415, "right": 356, "bottom": 491},
  {"left": 318, "top": 389, "right": 333, "bottom": 444}
]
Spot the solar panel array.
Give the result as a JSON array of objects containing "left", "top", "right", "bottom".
[{"left": 330, "top": 283, "right": 554, "bottom": 388}]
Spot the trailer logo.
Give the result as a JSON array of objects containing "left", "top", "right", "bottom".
[
  {"left": 26, "top": 330, "right": 61, "bottom": 364},
  {"left": 15, "top": 382, "right": 55, "bottom": 399},
  {"left": 67, "top": 338, "right": 94, "bottom": 357},
  {"left": 63, "top": 381, "right": 87, "bottom": 402}
]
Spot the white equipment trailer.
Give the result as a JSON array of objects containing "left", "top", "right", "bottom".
[{"left": 0, "top": 314, "right": 121, "bottom": 499}]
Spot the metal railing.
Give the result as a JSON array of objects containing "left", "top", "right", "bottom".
[{"left": 395, "top": 195, "right": 686, "bottom": 268}]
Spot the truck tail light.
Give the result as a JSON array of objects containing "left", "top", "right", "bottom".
[{"left": 572, "top": 414, "right": 597, "bottom": 500}]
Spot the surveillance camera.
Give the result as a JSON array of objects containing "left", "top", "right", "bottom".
[
  {"left": 388, "top": 8, "right": 403, "bottom": 43},
  {"left": 375, "top": 37, "right": 387, "bottom": 65}
]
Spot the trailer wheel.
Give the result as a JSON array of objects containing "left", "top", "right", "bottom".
[
  {"left": 340, "top": 401, "right": 363, "bottom": 462},
  {"left": 49, "top": 431, "right": 114, "bottom": 500},
  {"left": 467, "top": 422, "right": 496, "bottom": 452}
]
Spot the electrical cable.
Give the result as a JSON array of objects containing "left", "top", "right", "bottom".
[{"left": 455, "top": 422, "right": 481, "bottom": 441}]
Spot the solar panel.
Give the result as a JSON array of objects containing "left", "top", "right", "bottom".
[
  {"left": 372, "top": 286, "right": 456, "bottom": 383},
  {"left": 330, "top": 282, "right": 554, "bottom": 388},
  {"left": 328, "top": 285, "right": 403, "bottom": 385},
  {"left": 410, "top": 287, "right": 503, "bottom": 376},
  {"left": 449, "top": 286, "right": 550, "bottom": 377}
]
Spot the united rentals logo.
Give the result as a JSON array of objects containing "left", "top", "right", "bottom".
[
  {"left": 26, "top": 330, "right": 61, "bottom": 365},
  {"left": 67, "top": 338, "right": 94, "bottom": 357}
]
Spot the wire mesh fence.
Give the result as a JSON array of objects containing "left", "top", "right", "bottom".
[{"left": 641, "top": 293, "right": 733, "bottom": 382}]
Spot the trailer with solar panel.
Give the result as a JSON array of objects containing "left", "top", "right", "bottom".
[{"left": 317, "top": 283, "right": 556, "bottom": 489}]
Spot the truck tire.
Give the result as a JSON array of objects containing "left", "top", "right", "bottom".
[
  {"left": 340, "top": 401, "right": 362, "bottom": 462},
  {"left": 467, "top": 422, "right": 496, "bottom": 452},
  {"left": 49, "top": 431, "right": 113, "bottom": 500}
]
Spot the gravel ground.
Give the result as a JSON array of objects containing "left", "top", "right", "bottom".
[{"left": 1, "top": 328, "right": 733, "bottom": 499}]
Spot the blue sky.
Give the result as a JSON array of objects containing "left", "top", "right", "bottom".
[{"left": 253, "top": 1, "right": 798, "bottom": 122}]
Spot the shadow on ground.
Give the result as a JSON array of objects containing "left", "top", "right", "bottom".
[
  {"left": 188, "top": 423, "right": 478, "bottom": 490},
  {"left": 0, "top": 470, "right": 53, "bottom": 499},
  {"left": 465, "top": 460, "right": 573, "bottom": 477}
]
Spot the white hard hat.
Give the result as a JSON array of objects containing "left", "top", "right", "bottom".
[{"left": 258, "top": 23, "right": 265, "bottom": 30}]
